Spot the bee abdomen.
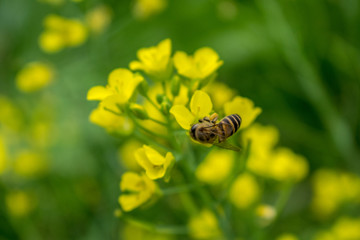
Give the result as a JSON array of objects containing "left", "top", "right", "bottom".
[{"left": 219, "top": 114, "right": 242, "bottom": 138}]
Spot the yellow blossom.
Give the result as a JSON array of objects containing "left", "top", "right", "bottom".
[
  {"left": 130, "top": 39, "right": 172, "bottom": 81},
  {"left": 132, "top": 0, "right": 167, "bottom": 20},
  {"left": 118, "top": 172, "right": 158, "bottom": 212},
  {"left": 188, "top": 209, "right": 221, "bottom": 239},
  {"left": 13, "top": 151, "right": 48, "bottom": 178},
  {"left": 311, "top": 169, "right": 360, "bottom": 219},
  {"left": 39, "top": 14, "right": 88, "bottom": 53},
  {"left": 118, "top": 139, "right": 143, "bottom": 171},
  {"left": 170, "top": 90, "right": 212, "bottom": 130},
  {"left": 0, "top": 96, "right": 23, "bottom": 131},
  {"left": 242, "top": 124, "right": 279, "bottom": 176},
  {"left": 204, "top": 82, "right": 236, "bottom": 110},
  {"left": 268, "top": 148, "right": 308, "bottom": 182},
  {"left": 224, "top": 96, "right": 262, "bottom": 129},
  {"left": 276, "top": 233, "right": 299, "bottom": 240},
  {"left": 0, "top": 136, "right": 7, "bottom": 174},
  {"left": 87, "top": 68, "right": 144, "bottom": 107},
  {"left": 85, "top": 5, "right": 112, "bottom": 34},
  {"left": 15, "top": 62, "right": 54, "bottom": 92},
  {"left": 89, "top": 103, "right": 134, "bottom": 134},
  {"left": 122, "top": 223, "right": 174, "bottom": 240},
  {"left": 332, "top": 217, "right": 360, "bottom": 240},
  {"left": 196, "top": 149, "right": 234, "bottom": 185},
  {"left": 135, "top": 145, "right": 174, "bottom": 180},
  {"left": 229, "top": 173, "right": 260, "bottom": 209},
  {"left": 6, "top": 191, "right": 36, "bottom": 217},
  {"left": 255, "top": 204, "right": 277, "bottom": 226},
  {"left": 174, "top": 47, "right": 223, "bottom": 81}
]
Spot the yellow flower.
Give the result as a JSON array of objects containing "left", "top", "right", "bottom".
[
  {"left": 332, "top": 217, "right": 360, "bottom": 240},
  {"left": 13, "top": 151, "right": 48, "bottom": 178},
  {"left": 118, "top": 139, "right": 143, "bottom": 171},
  {"left": 6, "top": 191, "right": 36, "bottom": 217},
  {"left": 268, "top": 148, "right": 308, "bottom": 182},
  {"left": 15, "top": 62, "right": 54, "bottom": 92},
  {"left": 89, "top": 103, "right": 134, "bottom": 133},
  {"left": 130, "top": 39, "right": 172, "bottom": 81},
  {"left": 188, "top": 209, "right": 221, "bottom": 239},
  {"left": 204, "top": 82, "right": 236, "bottom": 110},
  {"left": 118, "top": 172, "right": 158, "bottom": 212},
  {"left": 122, "top": 223, "right": 174, "bottom": 240},
  {"left": 0, "top": 136, "right": 7, "bottom": 174},
  {"left": 87, "top": 68, "right": 144, "bottom": 106},
  {"left": 241, "top": 124, "right": 279, "bottom": 176},
  {"left": 135, "top": 145, "right": 174, "bottom": 180},
  {"left": 132, "top": 0, "right": 167, "bottom": 20},
  {"left": 85, "top": 5, "right": 112, "bottom": 34},
  {"left": 224, "top": 96, "right": 262, "bottom": 129},
  {"left": 170, "top": 90, "right": 212, "bottom": 130},
  {"left": 255, "top": 204, "right": 277, "bottom": 226},
  {"left": 311, "top": 169, "right": 360, "bottom": 219},
  {"left": 196, "top": 149, "right": 234, "bottom": 185},
  {"left": 276, "top": 233, "right": 299, "bottom": 240},
  {"left": 229, "top": 173, "right": 260, "bottom": 209},
  {"left": 39, "top": 14, "right": 88, "bottom": 53},
  {"left": 173, "top": 47, "right": 223, "bottom": 80},
  {"left": 0, "top": 96, "right": 23, "bottom": 131}
]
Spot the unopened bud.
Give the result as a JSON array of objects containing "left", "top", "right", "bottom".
[
  {"left": 129, "top": 103, "right": 148, "bottom": 120},
  {"left": 170, "top": 75, "right": 181, "bottom": 97},
  {"left": 156, "top": 94, "right": 164, "bottom": 105},
  {"left": 160, "top": 100, "right": 171, "bottom": 115},
  {"left": 138, "top": 80, "right": 149, "bottom": 97}
]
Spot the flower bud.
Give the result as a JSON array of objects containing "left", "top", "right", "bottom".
[
  {"left": 161, "top": 99, "right": 172, "bottom": 115},
  {"left": 129, "top": 103, "right": 148, "bottom": 120},
  {"left": 170, "top": 75, "right": 181, "bottom": 97},
  {"left": 137, "top": 80, "right": 149, "bottom": 97},
  {"left": 156, "top": 94, "right": 164, "bottom": 105}
]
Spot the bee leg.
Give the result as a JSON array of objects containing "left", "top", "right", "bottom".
[
  {"left": 198, "top": 119, "right": 203, "bottom": 123},
  {"left": 210, "top": 113, "right": 218, "bottom": 123},
  {"left": 203, "top": 116, "right": 211, "bottom": 122}
]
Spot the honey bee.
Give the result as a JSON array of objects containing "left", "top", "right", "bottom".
[{"left": 189, "top": 113, "right": 242, "bottom": 151}]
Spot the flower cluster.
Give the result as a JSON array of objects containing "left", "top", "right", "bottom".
[{"left": 86, "top": 38, "right": 311, "bottom": 239}]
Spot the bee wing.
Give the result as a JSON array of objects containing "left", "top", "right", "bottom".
[{"left": 213, "top": 141, "right": 241, "bottom": 152}]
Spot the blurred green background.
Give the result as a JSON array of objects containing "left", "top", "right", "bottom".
[{"left": 0, "top": 0, "right": 359, "bottom": 239}]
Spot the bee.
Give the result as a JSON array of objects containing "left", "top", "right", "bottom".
[{"left": 189, "top": 113, "right": 242, "bottom": 151}]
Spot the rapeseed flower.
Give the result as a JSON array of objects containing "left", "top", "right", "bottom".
[
  {"left": 132, "top": 0, "right": 167, "bottom": 20},
  {"left": 311, "top": 169, "right": 360, "bottom": 219},
  {"left": 119, "top": 172, "right": 159, "bottom": 212},
  {"left": 268, "top": 147, "right": 308, "bottom": 182},
  {"left": 229, "top": 173, "right": 260, "bottom": 209},
  {"left": 174, "top": 47, "right": 223, "bottom": 81},
  {"left": 256, "top": 204, "right": 277, "bottom": 226},
  {"left": 130, "top": 39, "right": 172, "bottom": 81},
  {"left": 15, "top": 62, "right": 54, "bottom": 92},
  {"left": 170, "top": 90, "right": 212, "bottom": 130},
  {"left": 13, "top": 150, "right": 48, "bottom": 178},
  {"left": 39, "top": 14, "right": 88, "bottom": 53},
  {"left": 188, "top": 209, "right": 221, "bottom": 239},
  {"left": 204, "top": 82, "right": 236, "bottom": 110},
  {"left": 224, "top": 96, "right": 262, "bottom": 129},
  {"left": 87, "top": 68, "right": 144, "bottom": 105},
  {"left": 135, "top": 145, "right": 175, "bottom": 180},
  {"left": 89, "top": 103, "right": 134, "bottom": 133},
  {"left": 6, "top": 191, "right": 36, "bottom": 217},
  {"left": 118, "top": 139, "right": 143, "bottom": 171},
  {"left": 85, "top": 5, "right": 112, "bottom": 35},
  {"left": 195, "top": 149, "right": 234, "bottom": 185}
]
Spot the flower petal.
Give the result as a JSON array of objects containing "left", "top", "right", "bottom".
[
  {"left": 170, "top": 105, "right": 195, "bottom": 130},
  {"left": 143, "top": 145, "right": 165, "bottom": 165},
  {"left": 224, "top": 96, "right": 262, "bottom": 129},
  {"left": 190, "top": 90, "right": 213, "bottom": 119},
  {"left": 87, "top": 86, "right": 113, "bottom": 101}
]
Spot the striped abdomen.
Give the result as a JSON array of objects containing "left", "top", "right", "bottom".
[{"left": 218, "top": 114, "right": 242, "bottom": 142}]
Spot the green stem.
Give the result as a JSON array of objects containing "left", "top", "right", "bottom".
[
  {"left": 161, "top": 184, "right": 200, "bottom": 195},
  {"left": 148, "top": 117, "right": 167, "bottom": 126}
]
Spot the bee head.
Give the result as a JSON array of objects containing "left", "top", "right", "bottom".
[{"left": 189, "top": 124, "right": 197, "bottom": 139}]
